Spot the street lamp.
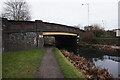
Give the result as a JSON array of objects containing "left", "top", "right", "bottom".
[
  {"left": 102, "top": 20, "right": 104, "bottom": 29},
  {"left": 82, "top": 3, "right": 89, "bottom": 26}
]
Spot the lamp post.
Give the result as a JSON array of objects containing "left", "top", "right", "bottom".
[
  {"left": 82, "top": 3, "right": 89, "bottom": 26},
  {"left": 102, "top": 20, "right": 105, "bottom": 29}
]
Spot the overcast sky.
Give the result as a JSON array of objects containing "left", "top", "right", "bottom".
[{"left": 0, "top": 0, "right": 119, "bottom": 30}]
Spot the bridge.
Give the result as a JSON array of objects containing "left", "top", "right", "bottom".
[{"left": 2, "top": 18, "right": 84, "bottom": 52}]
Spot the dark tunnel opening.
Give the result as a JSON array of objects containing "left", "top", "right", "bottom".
[
  {"left": 55, "top": 35, "right": 77, "bottom": 53},
  {"left": 43, "top": 35, "right": 77, "bottom": 53}
]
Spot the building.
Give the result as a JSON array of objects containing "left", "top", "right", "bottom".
[
  {"left": 118, "top": 1, "right": 120, "bottom": 37},
  {"left": 116, "top": 29, "right": 120, "bottom": 37},
  {"left": 84, "top": 26, "right": 94, "bottom": 31}
]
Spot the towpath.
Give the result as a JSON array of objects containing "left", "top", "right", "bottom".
[{"left": 37, "top": 47, "right": 64, "bottom": 78}]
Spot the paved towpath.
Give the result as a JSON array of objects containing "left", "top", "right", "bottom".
[{"left": 37, "top": 47, "right": 64, "bottom": 78}]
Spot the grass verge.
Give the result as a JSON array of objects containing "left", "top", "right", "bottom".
[
  {"left": 2, "top": 49, "right": 45, "bottom": 78},
  {"left": 54, "top": 48, "right": 86, "bottom": 79}
]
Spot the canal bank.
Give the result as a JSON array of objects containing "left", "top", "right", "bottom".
[
  {"left": 78, "top": 44, "right": 120, "bottom": 53},
  {"left": 77, "top": 46, "right": 119, "bottom": 79},
  {"left": 62, "top": 45, "right": 120, "bottom": 79},
  {"left": 54, "top": 48, "right": 85, "bottom": 79},
  {"left": 60, "top": 49, "right": 113, "bottom": 79}
]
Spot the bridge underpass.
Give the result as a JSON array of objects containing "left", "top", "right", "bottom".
[
  {"left": 55, "top": 35, "right": 77, "bottom": 53},
  {"left": 43, "top": 32, "right": 78, "bottom": 53},
  {"left": 2, "top": 18, "right": 84, "bottom": 52}
]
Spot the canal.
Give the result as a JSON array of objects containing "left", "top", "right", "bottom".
[
  {"left": 66, "top": 46, "right": 120, "bottom": 78},
  {"left": 44, "top": 36, "right": 120, "bottom": 78}
]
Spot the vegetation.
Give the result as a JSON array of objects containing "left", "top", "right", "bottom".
[
  {"left": 2, "top": 0, "right": 31, "bottom": 21},
  {"left": 44, "top": 36, "right": 55, "bottom": 46},
  {"left": 80, "top": 24, "right": 116, "bottom": 44},
  {"left": 96, "top": 37, "right": 117, "bottom": 39},
  {"left": 78, "top": 40, "right": 88, "bottom": 45},
  {"left": 2, "top": 49, "right": 45, "bottom": 78},
  {"left": 54, "top": 48, "right": 85, "bottom": 79},
  {"left": 81, "top": 31, "right": 95, "bottom": 42},
  {"left": 60, "top": 50, "right": 113, "bottom": 79},
  {"left": 84, "top": 24, "right": 116, "bottom": 38},
  {"left": 84, "top": 24, "right": 104, "bottom": 37}
]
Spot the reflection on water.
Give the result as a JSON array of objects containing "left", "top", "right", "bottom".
[
  {"left": 93, "top": 58, "right": 119, "bottom": 78},
  {"left": 66, "top": 46, "right": 120, "bottom": 78}
]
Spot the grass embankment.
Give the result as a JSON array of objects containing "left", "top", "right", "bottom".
[
  {"left": 3, "top": 49, "right": 45, "bottom": 78},
  {"left": 54, "top": 48, "right": 85, "bottom": 79}
]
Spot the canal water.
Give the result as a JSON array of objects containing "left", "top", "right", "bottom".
[{"left": 66, "top": 46, "right": 120, "bottom": 78}]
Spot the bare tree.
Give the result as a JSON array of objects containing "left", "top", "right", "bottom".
[
  {"left": 91, "top": 24, "right": 104, "bottom": 31},
  {"left": 74, "top": 24, "right": 83, "bottom": 29},
  {"left": 84, "top": 24, "right": 105, "bottom": 37},
  {"left": 2, "top": 0, "right": 31, "bottom": 21}
]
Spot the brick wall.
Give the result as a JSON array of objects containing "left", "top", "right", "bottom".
[
  {"left": 2, "top": 18, "right": 83, "bottom": 52},
  {"left": 2, "top": 18, "right": 44, "bottom": 52}
]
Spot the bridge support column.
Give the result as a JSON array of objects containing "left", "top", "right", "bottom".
[
  {"left": 36, "top": 33, "right": 44, "bottom": 49},
  {"left": 35, "top": 20, "right": 44, "bottom": 49},
  {"left": 2, "top": 18, "right": 9, "bottom": 52}
]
